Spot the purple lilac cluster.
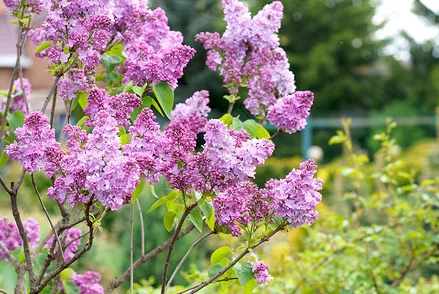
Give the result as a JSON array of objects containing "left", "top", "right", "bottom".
[
  {"left": 171, "top": 90, "right": 210, "bottom": 121},
  {"left": 46, "top": 228, "right": 82, "bottom": 261},
  {"left": 213, "top": 160, "right": 322, "bottom": 236},
  {"left": 251, "top": 261, "right": 273, "bottom": 285},
  {"left": 85, "top": 88, "right": 141, "bottom": 127},
  {"left": 0, "top": 78, "right": 32, "bottom": 115},
  {"left": 196, "top": 0, "right": 295, "bottom": 117},
  {"left": 0, "top": 217, "right": 39, "bottom": 261},
  {"left": 70, "top": 271, "right": 104, "bottom": 294},
  {"left": 47, "top": 112, "right": 141, "bottom": 211},
  {"left": 267, "top": 91, "right": 314, "bottom": 134},
  {"left": 5, "top": 111, "right": 62, "bottom": 175},
  {"left": 28, "top": 0, "right": 195, "bottom": 100},
  {"left": 266, "top": 159, "right": 323, "bottom": 227},
  {"left": 3, "top": 0, "right": 49, "bottom": 14},
  {"left": 197, "top": 0, "right": 315, "bottom": 134}
]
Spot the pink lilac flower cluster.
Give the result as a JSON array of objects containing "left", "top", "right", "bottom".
[
  {"left": 267, "top": 91, "right": 314, "bottom": 134},
  {"left": 0, "top": 78, "right": 31, "bottom": 115},
  {"left": 5, "top": 111, "right": 61, "bottom": 175},
  {"left": 0, "top": 217, "right": 39, "bottom": 261},
  {"left": 251, "top": 261, "right": 273, "bottom": 285},
  {"left": 46, "top": 228, "right": 82, "bottom": 261},
  {"left": 213, "top": 159, "right": 322, "bottom": 236},
  {"left": 196, "top": 0, "right": 295, "bottom": 117},
  {"left": 3, "top": 0, "right": 49, "bottom": 14},
  {"left": 47, "top": 112, "right": 141, "bottom": 211},
  {"left": 85, "top": 88, "right": 141, "bottom": 127},
  {"left": 70, "top": 271, "right": 104, "bottom": 294},
  {"left": 197, "top": 0, "right": 314, "bottom": 134},
  {"left": 266, "top": 159, "right": 323, "bottom": 227},
  {"left": 28, "top": 0, "right": 195, "bottom": 100}
]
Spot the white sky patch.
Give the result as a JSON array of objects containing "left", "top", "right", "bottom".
[{"left": 373, "top": 0, "right": 439, "bottom": 59}]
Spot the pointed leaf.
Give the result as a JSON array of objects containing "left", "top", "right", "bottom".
[
  {"left": 219, "top": 114, "right": 233, "bottom": 127},
  {"left": 189, "top": 209, "right": 203, "bottom": 232},
  {"left": 211, "top": 246, "right": 233, "bottom": 266},
  {"left": 152, "top": 82, "right": 174, "bottom": 119},
  {"left": 7, "top": 110, "right": 25, "bottom": 132},
  {"left": 35, "top": 41, "right": 52, "bottom": 54},
  {"left": 234, "top": 263, "right": 254, "bottom": 286},
  {"left": 208, "top": 264, "right": 225, "bottom": 279},
  {"left": 164, "top": 211, "right": 177, "bottom": 232},
  {"left": 131, "top": 178, "right": 145, "bottom": 203}
]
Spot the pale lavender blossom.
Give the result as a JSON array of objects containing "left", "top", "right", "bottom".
[
  {"left": 266, "top": 159, "right": 323, "bottom": 227},
  {"left": 0, "top": 218, "right": 40, "bottom": 261},
  {"left": 267, "top": 91, "right": 314, "bottom": 134},
  {"left": 5, "top": 111, "right": 62, "bottom": 175},
  {"left": 70, "top": 271, "right": 104, "bottom": 294},
  {"left": 45, "top": 228, "right": 81, "bottom": 261},
  {"left": 171, "top": 90, "right": 211, "bottom": 121},
  {"left": 251, "top": 261, "right": 273, "bottom": 285},
  {"left": 197, "top": 0, "right": 295, "bottom": 116}
]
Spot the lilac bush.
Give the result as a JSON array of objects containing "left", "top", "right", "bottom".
[{"left": 0, "top": 0, "right": 322, "bottom": 293}]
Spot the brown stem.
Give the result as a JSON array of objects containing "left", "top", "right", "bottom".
[
  {"left": 391, "top": 255, "right": 415, "bottom": 287},
  {"left": 130, "top": 203, "right": 135, "bottom": 294},
  {"left": 31, "top": 174, "right": 65, "bottom": 262},
  {"left": 10, "top": 184, "right": 36, "bottom": 287},
  {"left": 105, "top": 224, "right": 196, "bottom": 293},
  {"left": 166, "top": 231, "right": 214, "bottom": 290},
  {"left": 14, "top": 267, "right": 25, "bottom": 294},
  {"left": 226, "top": 102, "right": 234, "bottom": 115},
  {"left": 0, "top": 288, "right": 9, "bottom": 294},
  {"left": 41, "top": 73, "right": 63, "bottom": 113},
  {"left": 50, "top": 84, "right": 57, "bottom": 128},
  {"left": 161, "top": 204, "right": 197, "bottom": 294},
  {"left": 269, "top": 129, "right": 282, "bottom": 140},
  {"left": 178, "top": 225, "right": 284, "bottom": 294}
]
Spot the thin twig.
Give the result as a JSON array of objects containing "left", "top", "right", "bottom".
[
  {"left": 226, "top": 102, "right": 234, "bottom": 115},
  {"left": 136, "top": 199, "right": 145, "bottom": 255},
  {"left": 41, "top": 73, "right": 63, "bottom": 113},
  {"left": 10, "top": 185, "right": 36, "bottom": 287},
  {"left": 31, "top": 174, "right": 65, "bottom": 263},
  {"left": 130, "top": 203, "right": 134, "bottom": 294},
  {"left": 105, "top": 224, "right": 196, "bottom": 293},
  {"left": 0, "top": 241, "right": 20, "bottom": 268},
  {"left": 161, "top": 204, "right": 197, "bottom": 294},
  {"left": 0, "top": 288, "right": 9, "bottom": 294},
  {"left": 0, "top": 176, "right": 12, "bottom": 194},
  {"left": 178, "top": 225, "right": 284, "bottom": 294},
  {"left": 166, "top": 231, "right": 215, "bottom": 290},
  {"left": 269, "top": 129, "right": 282, "bottom": 140},
  {"left": 50, "top": 84, "right": 57, "bottom": 128}
]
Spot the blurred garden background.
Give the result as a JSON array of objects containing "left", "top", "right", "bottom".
[{"left": 1, "top": 0, "right": 439, "bottom": 293}]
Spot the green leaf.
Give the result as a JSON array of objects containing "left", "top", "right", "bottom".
[
  {"left": 35, "top": 41, "right": 52, "bottom": 54},
  {"left": 130, "top": 96, "right": 164, "bottom": 122},
  {"left": 131, "top": 178, "right": 145, "bottom": 203},
  {"left": 163, "top": 211, "right": 177, "bottom": 232},
  {"left": 232, "top": 117, "right": 243, "bottom": 131},
  {"left": 77, "top": 91, "right": 88, "bottom": 110},
  {"left": 120, "top": 134, "right": 131, "bottom": 145},
  {"left": 106, "top": 42, "right": 125, "bottom": 59},
  {"left": 101, "top": 54, "right": 122, "bottom": 72},
  {"left": 219, "top": 114, "right": 233, "bottom": 127},
  {"left": 123, "top": 81, "right": 134, "bottom": 93},
  {"left": 148, "top": 190, "right": 179, "bottom": 212},
  {"left": 153, "top": 177, "right": 172, "bottom": 198},
  {"left": 242, "top": 120, "right": 270, "bottom": 139},
  {"left": 7, "top": 110, "right": 25, "bottom": 132},
  {"left": 152, "top": 82, "right": 174, "bottom": 119},
  {"left": 234, "top": 263, "right": 254, "bottom": 286},
  {"left": 189, "top": 209, "right": 203, "bottom": 232},
  {"left": 328, "top": 135, "right": 346, "bottom": 145},
  {"left": 0, "top": 152, "right": 9, "bottom": 169},
  {"left": 60, "top": 268, "right": 75, "bottom": 281},
  {"left": 208, "top": 264, "right": 225, "bottom": 279},
  {"left": 76, "top": 116, "right": 90, "bottom": 130},
  {"left": 199, "top": 200, "right": 215, "bottom": 231},
  {"left": 211, "top": 246, "right": 233, "bottom": 266},
  {"left": 243, "top": 279, "right": 256, "bottom": 294},
  {"left": 133, "top": 85, "right": 146, "bottom": 97}
]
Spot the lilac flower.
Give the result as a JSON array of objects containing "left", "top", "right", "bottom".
[
  {"left": 251, "top": 261, "right": 273, "bottom": 285},
  {"left": 48, "top": 112, "right": 141, "bottom": 211},
  {"left": 70, "top": 271, "right": 104, "bottom": 294},
  {"left": 265, "top": 159, "right": 323, "bottom": 227},
  {"left": 124, "top": 109, "right": 162, "bottom": 183},
  {"left": 0, "top": 218, "right": 40, "bottom": 261},
  {"left": 213, "top": 182, "right": 269, "bottom": 236},
  {"left": 267, "top": 91, "right": 314, "bottom": 134},
  {"left": 85, "top": 89, "right": 141, "bottom": 128},
  {"left": 5, "top": 111, "right": 62, "bottom": 176},
  {"left": 45, "top": 228, "right": 81, "bottom": 261},
  {"left": 197, "top": 0, "right": 295, "bottom": 116},
  {"left": 171, "top": 90, "right": 211, "bottom": 121}
]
